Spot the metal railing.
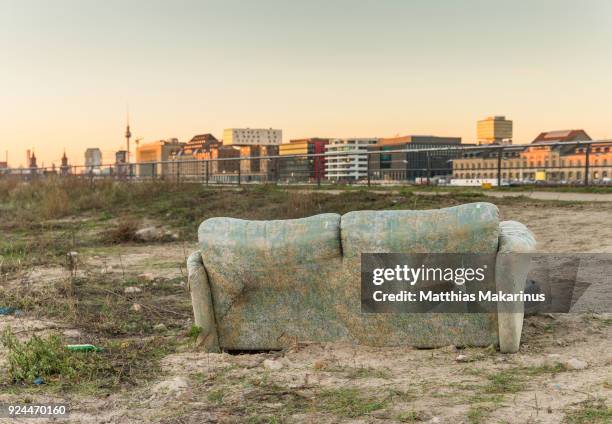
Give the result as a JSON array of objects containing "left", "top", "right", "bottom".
[{"left": 2, "top": 139, "right": 612, "bottom": 187}]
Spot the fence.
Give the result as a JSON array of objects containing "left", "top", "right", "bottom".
[{"left": 2, "top": 139, "right": 612, "bottom": 187}]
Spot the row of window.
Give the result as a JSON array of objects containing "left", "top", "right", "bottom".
[
  {"left": 455, "top": 171, "right": 609, "bottom": 180},
  {"left": 454, "top": 158, "right": 612, "bottom": 169}
]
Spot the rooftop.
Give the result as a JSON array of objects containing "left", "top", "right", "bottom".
[{"left": 532, "top": 129, "right": 591, "bottom": 144}]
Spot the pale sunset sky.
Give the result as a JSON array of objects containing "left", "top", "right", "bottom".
[{"left": 1, "top": 0, "right": 611, "bottom": 167}]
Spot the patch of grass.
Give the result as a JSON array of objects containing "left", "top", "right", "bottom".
[
  {"left": 483, "top": 363, "right": 568, "bottom": 394},
  {"left": 187, "top": 325, "right": 202, "bottom": 341},
  {"left": 397, "top": 410, "right": 427, "bottom": 422},
  {"left": 207, "top": 388, "right": 226, "bottom": 403},
  {"left": 246, "top": 415, "right": 281, "bottom": 424},
  {"left": 484, "top": 371, "right": 523, "bottom": 394},
  {"left": 346, "top": 366, "right": 391, "bottom": 379},
  {"left": 1, "top": 328, "right": 94, "bottom": 383},
  {"left": 467, "top": 404, "right": 493, "bottom": 424},
  {"left": 323, "top": 365, "right": 392, "bottom": 380},
  {"left": 522, "top": 362, "right": 567, "bottom": 375},
  {"left": 564, "top": 399, "right": 611, "bottom": 424},
  {"left": 0, "top": 328, "right": 175, "bottom": 393},
  {"left": 315, "top": 387, "right": 387, "bottom": 418}
]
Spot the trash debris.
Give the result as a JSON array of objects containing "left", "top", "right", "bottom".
[
  {"left": 0, "top": 307, "right": 18, "bottom": 315},
  {"left": 124, "top": 286, "right": 142, "bottom": 294},
  {"left": 263, "top": 359, "right": 284, "bottom": 371},
  {"left": 33, "top": 377, "right": 44, "bottom": 385},
  {"left": 565, "top": 357, "right": 588, "bottom": 370},
  {"left": 455, "top": 354, "right": 470, "bottom": 363},
  {"left": 66, "top": 344, "right": 103, "bottom": 352},
  {"left": 137, "top": 272, "right": 155, "bottom": 282},
  {"left": 131, "top": 303, "right": 142, "bottom": 312}
]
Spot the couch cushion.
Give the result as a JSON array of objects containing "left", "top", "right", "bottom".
[
  {"left": 341, "top": 202, "right": 500, "bottom": 258},
  {"left": 198, "top": 213, "right": 344, "bottom": 350}
]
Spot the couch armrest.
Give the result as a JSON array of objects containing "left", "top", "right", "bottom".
[
  {"left": 187, "top": 251, "right": 220, "bottom": 352},
  {"left": 496, "top": 221, "right": 536, "bottom": 353},
  {"left": 498, "top": 220, "right": 537, "bottom": 254}
]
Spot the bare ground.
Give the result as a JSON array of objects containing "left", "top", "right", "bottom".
[{"left": 0, "top": 201, "right": 610, "bottom": 424}]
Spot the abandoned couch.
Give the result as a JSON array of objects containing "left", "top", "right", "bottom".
[{"left": 187, "top": 202, "right": 536, "bottom": 354}]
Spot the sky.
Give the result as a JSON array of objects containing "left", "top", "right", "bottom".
[{"left": 1, "top": 0, "right": 611, "bottom": 167}]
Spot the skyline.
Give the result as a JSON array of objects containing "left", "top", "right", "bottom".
[{"left": 1, "top": 0, "right": 612, "bottom": 166}]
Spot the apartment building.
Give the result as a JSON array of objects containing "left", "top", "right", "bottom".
[{"left": 325, "top": 138, "right": 378, "bottom": 180}]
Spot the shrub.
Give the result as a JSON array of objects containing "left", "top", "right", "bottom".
[
  {"left": 1, "top": 328, "right": 78, "bottom": 382},
  {"left": 105, "top": 219, "right": 139, "bottom": 244}
]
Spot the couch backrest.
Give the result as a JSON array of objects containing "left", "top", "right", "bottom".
[
  {"left": 341, "top": 202, "right": 500, "bottom": 258},
  {"left": 198, "top": 213, "right": 344, "bottom": 350},
  {"left": 197, "top": 203, "right": 501, "bottom": 350}
]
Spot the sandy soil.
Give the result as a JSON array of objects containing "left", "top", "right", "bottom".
[{"left": 0, "top": 202, "right": 610, "bottom": 423}]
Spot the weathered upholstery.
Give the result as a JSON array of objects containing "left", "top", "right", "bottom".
[{"left": 188, "top": 202, "right": 536, "bottom": 353}]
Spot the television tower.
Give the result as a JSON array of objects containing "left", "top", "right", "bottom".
[{"left": 125, "top": 107, "right": 132, "bottom": 163}]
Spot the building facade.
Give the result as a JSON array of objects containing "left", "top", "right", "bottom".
[
  {"left": 325, "top": 138, "right": 378, "bottom": 180},
  {"left": 369, "top": 135, "right": 463, "bottom": 182},
  {"left": 452, "top": 129, "right": 611, "bottom": 184},
  {"left": 222, "top": 128, "right": 282, "bottom": 146},
  {"left": 477, "top": 116, "right": 513, "bottom": 145},
  {"left": 84, "top": 148, "right": 102, "bottom": 174},
  {"left": 168, "top": 134, "right": 221, "bottom": 179},
  {"left": 136, "top": 138, "right": 184, "bottom": 178},
  {"left": 166, "top": 133, "right": 279, "bottom": 182},
  {"left": 279, "top": 138, "right": 329, "bottom": 181}
]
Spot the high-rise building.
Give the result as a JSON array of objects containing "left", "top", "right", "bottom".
[
  {"left": 477, "top": 116, "right": 513, "bottom": 145},
  {"left": 223, "top": 128, "right": 282, "bottom": 146},
  {"left": 85, "top": 148, "right": 102, "bottom": 173},
  {"left": 325, "top": 138, "right": 378, "bottom": 180}
]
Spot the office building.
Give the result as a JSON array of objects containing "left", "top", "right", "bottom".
[
  {"left": 369, "top": 135, "right": 463, "bottom": 182},
  {"left": 136, "top": 138, "right": 184, "bottom": 177},
  {"left": 477, "top": 116, "right": 513, "bottom": 145},
  {"left": 279, "top": 138, "right": 329, "bottom": 181},
  {"left": 84, "top": 148, "right": 102, "bottom": 174}
]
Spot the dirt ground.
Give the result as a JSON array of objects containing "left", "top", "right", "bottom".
[{"left": 0, "top": 200, "right": 610, "bottom": 424}]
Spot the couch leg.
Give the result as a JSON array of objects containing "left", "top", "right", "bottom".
[
  {"left": 496, "top": 253, "right": 531, "bottom": 353},
  {"left": 187, "top": 251, "right": 220, "bottom": 352},
  {"left": 498, "top": 313, "right": 522, "bottom": 353}
]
